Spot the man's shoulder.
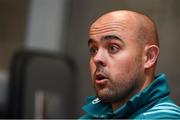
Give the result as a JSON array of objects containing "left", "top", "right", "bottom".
[{"left": 141, "top": 101, "right": 180, "bottom": 119}]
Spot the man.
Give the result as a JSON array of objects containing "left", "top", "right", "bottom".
[{"left": 80, "top": 10, "right": 180, "bottom": 119}]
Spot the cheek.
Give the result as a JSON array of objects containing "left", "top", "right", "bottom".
[
  {"left": 111, "top": 61, "right": 130, "bottom": 77},
  {"left": 109, "top": 55, "right": 137, "bottom": 77}
]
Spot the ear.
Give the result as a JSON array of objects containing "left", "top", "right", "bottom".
[{"left": 144, "top": 45, "right": 160, "bottom": 69}]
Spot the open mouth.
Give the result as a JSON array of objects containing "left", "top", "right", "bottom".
[{"left": 95, "top": 73, "right": 107, "bottom": 81}]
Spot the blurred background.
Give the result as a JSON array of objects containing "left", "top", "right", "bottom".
[{"left": 0, "top": 0, "right": 180, "bottom": 118}]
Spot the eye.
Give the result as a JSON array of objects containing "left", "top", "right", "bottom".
[
  {"left": 89, "top": 46, "right": 98, "bottom": 56},
  {"left": 108, "top": 44, "right": 120, "bottom": 54}
]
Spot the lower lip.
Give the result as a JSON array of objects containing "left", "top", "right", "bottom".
[{"left": 95, "top": 79, "right": 108, "bottom": 84}]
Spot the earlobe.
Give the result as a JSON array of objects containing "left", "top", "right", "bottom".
[{"left": 144, "top": 45, "right": 160, "bottom": 69}]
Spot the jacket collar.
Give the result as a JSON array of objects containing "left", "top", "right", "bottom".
[{"left": 82, "top": 73, "right": 169, "bottom": 118}]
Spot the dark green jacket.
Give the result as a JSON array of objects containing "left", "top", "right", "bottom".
[{"left": 80, "top": 74, "right": 180, "bottom": 119}]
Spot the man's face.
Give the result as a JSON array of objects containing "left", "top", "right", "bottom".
[{"left": 88, "top": 14, "right": 145, "bottom": 102}]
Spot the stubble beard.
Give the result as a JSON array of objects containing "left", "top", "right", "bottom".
[{"left": 95, "top": 72, "right": 141, "bottom": 103}]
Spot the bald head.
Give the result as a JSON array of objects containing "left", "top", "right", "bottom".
[{"left": 90, "top": 10, "right": 159, "bottom": 47}]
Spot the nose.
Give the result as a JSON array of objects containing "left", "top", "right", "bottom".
[{"left": 93, "top": 49, "right": 107, "bottom": 67}]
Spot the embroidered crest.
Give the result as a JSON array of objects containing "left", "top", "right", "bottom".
[{"left": 92, "top": 98, "right": 101, "bottom": 104}]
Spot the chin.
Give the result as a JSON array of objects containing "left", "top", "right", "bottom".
[{"left": 96, "top": 89, "right": 115, "bottom": 102}]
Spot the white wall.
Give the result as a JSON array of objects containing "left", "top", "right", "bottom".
[{"left": 25, "top": 0, "right": 71, "bottom": 52}]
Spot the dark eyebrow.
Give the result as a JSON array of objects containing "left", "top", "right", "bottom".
[
  {"left": 88, "top": 38, "right": 94, "bottom": 46},
  {"left": 88, "top": 35, "right": 124, "bottom": 46}
]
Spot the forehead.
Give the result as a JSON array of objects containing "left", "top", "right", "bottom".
[
  {"left": 89, "top": 13, "right": 139, "bottom": 42},
  {"left": 90, "top": 13, "right": 128, "bottom": 32}
]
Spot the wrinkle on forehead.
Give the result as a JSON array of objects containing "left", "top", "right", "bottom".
[{"left": 89, "top": 22, "right": 127, "bottom": 35}]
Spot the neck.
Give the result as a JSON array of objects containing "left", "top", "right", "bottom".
[{"left": 112, "top": 93, "right": 132, "bottom": 111}]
